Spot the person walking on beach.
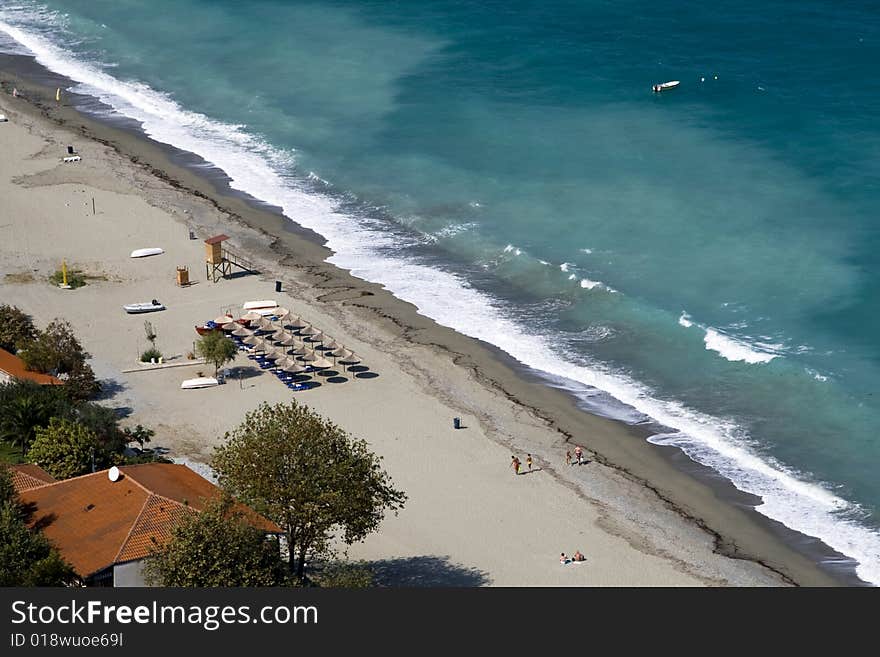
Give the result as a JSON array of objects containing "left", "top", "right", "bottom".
[
  {"left": 565, "top": 450, "right": 572, "bottom": 466},
  {"left": 511, "top": 456, "right": 521, "bottom": 475},
  {"left": 526, "top": 454, "right": 533, "bottom": 472},
  {"left": 575, "top": 445, "right": 583, "bottom": 465}
]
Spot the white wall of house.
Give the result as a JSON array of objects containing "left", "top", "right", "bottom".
[{"left": 113, "top": 560, "right": 149, "bottom": 587}]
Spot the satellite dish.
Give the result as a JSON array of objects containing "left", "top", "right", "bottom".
[{"left": 108, "top": 466, "right": 120, "bottom": 482}]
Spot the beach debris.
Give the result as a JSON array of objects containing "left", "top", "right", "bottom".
[{"left": 62, "top": 155, "right": 81, "bottom": 163}]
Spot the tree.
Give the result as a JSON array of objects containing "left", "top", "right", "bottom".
[
  {"left": 0, "top": 304, "right": 37, "bottom": 353},
  {"left": 27, "top": 418, "right": 105, "bottom": 480},
  {"left": 0, "top": 463, "right": 15, "bottom": 505},
  {"left": 0, "top": 464, "right": 75, "bottom": 586},
  {"left": 0, "top": 503, "right": 75, "bottom": 586},
  {"left": 194, "top": 331, "right": 237, "bottom": 376},
  {"left": 212, "top": 401, "right": 406, "bottom": 581},
  {"left": 142, "top": 496, "right": 286, "bottom": 587},
  {"left": 18, "top": 320, "right": 99, "bottom": 400},
  {"left": 0, "top": 394, "right": 50, "bottom": 457}
]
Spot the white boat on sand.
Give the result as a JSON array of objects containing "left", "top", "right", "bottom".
[
  {"left": 180, "top": 377, "right": 219, "bottom": 390},
  {"left": 123, "top": 300, "right": 165, "bottom": 314},
  {"left": 130, "top": 247, "right": 164, "bottom": 258},
  {"left": 652, "top": 80, "right": 680, "bottom": 93},
  {"left": 243, "top": 300, "right": 278, "bottom": 311}
]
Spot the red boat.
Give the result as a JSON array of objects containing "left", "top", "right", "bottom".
[{"left": 194, "top": 324, "right": 221, "bottom": 336}]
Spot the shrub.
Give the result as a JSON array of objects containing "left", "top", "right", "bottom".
[
  {"left": 0, "top": 305, "right": 37, "bottom": 353},
  {"left": 49, "top": 269, "right": 87, "bottom": 289},
  {"left": 140, "top": 348, "right": 163, "bottom": 363}
]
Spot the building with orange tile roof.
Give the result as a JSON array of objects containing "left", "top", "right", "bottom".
[
  {"left": 17, "top": 462, "right": 281, "bottom": 586},
  {"left": 8, "top": 464, "right": 57, "bottom": 493},
  {"left": 0, "top": 347, "right": 63, "bottom": 386}
]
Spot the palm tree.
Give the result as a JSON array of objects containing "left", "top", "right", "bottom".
[{"left": 0, "top": 395, "right": 47, "bottom": 457}]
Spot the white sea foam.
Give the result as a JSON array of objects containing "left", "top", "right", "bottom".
[
  {"left": 568, "top": 273, "right": 576, "bottom": 280},
  {"left": 580, "top": 248, "right": 593, "bottom": 254},
  {"left": 4, "top": 15, "right": 878, "bottom": 584},
  {"left": 579, "top": 278, "right": 600, "bottom": 289},
  {"left": 560, "top": 262, "right": 571, "bottom": 272},
  {"left": 704, "top": 328, "right": 779, "bottom": 364},
  {"left": 678, "top": 311, "right": 694, "bottom": 328}
]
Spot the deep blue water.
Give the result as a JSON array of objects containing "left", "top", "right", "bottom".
[{"left": 1, "top": 0, "right": 878, "bottom": 581}]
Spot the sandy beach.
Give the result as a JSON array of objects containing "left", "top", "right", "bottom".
[{"left": 0, "top": 61, "right": 850, "bottom": 586}]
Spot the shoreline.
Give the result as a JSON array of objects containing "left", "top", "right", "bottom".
[{"left": 0, "top": 51, "right": 863, "bottom": 586}]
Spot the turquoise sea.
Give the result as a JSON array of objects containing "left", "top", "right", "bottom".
[{"left": 1, "top": 0, "right": 878, "bottom": 581}]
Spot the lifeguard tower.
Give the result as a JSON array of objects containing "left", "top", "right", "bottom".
[{"left": 204, "top": 234, "right": 256, "bottom": 283}]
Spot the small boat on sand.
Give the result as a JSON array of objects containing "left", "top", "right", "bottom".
[
  {"left": 0, "top": 114, "right": 8, "bottom": 123},
  {"left": 180, "top": 377, "right": 219, "bottom": 390},
  {"left": 123, "top": 299, "right": 165, "bottom": 314},
  {"left": 243, "top": 300, "right": 278, "bottom": 311},
  {"left": 130, "top": 247, "right": 165, "bottom": 258},
  {"left": 652, "top": 80, "right": 680, "bottom": 93}
]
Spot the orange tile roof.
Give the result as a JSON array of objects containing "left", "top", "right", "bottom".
[
  {"left": 9, "top": 464, "right": 57, "bottom": 493},
  {"left": 18, "top": 463, "right": 281, "bottom": 578},
  {"left": 0, "top": 348, "right": 63, "bottom": 385}
]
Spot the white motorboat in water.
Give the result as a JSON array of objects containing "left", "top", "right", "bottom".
[
  {"left": 130, "top": 247, "right": 165, "bottom": 258},
  {"left": 180, "top": 377, "right": 219, "bottom": 389},
  {"left": 123, "top": 299, "right": 165, "bottom": 314},
  {"left": 652, "top": 80, "right": 680, "bottom": 93}
]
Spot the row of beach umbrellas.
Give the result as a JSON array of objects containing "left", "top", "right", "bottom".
[{"left": 214, "top": 307, "right": 362, "bottom": 374}]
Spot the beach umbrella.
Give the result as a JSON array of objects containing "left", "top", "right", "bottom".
[
  {"left": 288, "top": 345, "right": 307, "bottom": 357},
  {"left": 301, "top": 349, "right": 318, "bottom": 362},
  {"left": 271, "top": 329, "right": 291, "bottom": 342},
  {"left": 241, "top": 310, "right": 263, "bottom": 321},
  {"left": 232, "top": 325, "right": 254, "bottom": 337},
  {"left": 311, "top": 356, "right": 333, "bottom": 370},
  {"left": 340, "top": 351, "right": 361, "bottom": 365},
  {"left": 254, "top": 317, "right": 275, "bottom": 331},
  {"left": 305, "top": 331, "right": 324, "bottom": 344},
  {"left": 299, "top": 324, "right": 321, "bottom": 337},
  {"left": 220, "top": 321, "right": 237, "bottom": 332},
  {"left": 279, "top": 335, "right": 300, "bottom": 347},
  {"left": 285, "top": 315, "right": 306, "bottom": 329},
  {"left": 330, "top": 347, "right": 353, "bottom": 359},
  {"left": 265, "top": 349, "right": 287, "bottom": 362},
  {"left": 323, "top": 339, "right": 342, "bottom": 352},
  {"left": 274, "top": 307, "right": 291, "bottom": 320},
  {"left": 282, "top": 360, "right": 308, "bottom": 374},
  {"left": 214, "top": 315, "right": 234, "bottom": 325},
  {"left": 243, "top": 334, "right": 261, "bottom": 346}
]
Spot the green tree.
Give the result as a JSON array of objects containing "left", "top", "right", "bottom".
[
  {"left": 143, "top": 496, "right": 286, "bottom": 587},
  {"left": 0, "top": 394, "right": 49, "bottom": 457},
  {"left": 27, "top": 417, "right": 105, "bottom": 479},
  {"left": 18, "top": 319, "right": 99, "bottom": 400},
  {"left": 0, "top": 503, "right": 75, "bottom": 586},
  {"left": 0, "top": 464, "right": 75, "bottom": 586},
  {"left": 0, "top": 463, "right": 15, "bottom": 505},
  {"left": 0, "top": 304, "right": 37, "bottom": 353},
  {"left": 212, "top": 401, "right": 406, "bottom": 581},
  {"left": 194, "top": 331, "right": 238, "bottom": 377}
]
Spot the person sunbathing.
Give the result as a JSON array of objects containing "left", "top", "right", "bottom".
[{"left": 572, "top": 550, "right": 586, "bottom": 562}]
